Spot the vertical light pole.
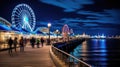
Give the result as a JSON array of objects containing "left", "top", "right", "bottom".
[{"left": 47, "top": 23, "right": 51, "bottom": 45}]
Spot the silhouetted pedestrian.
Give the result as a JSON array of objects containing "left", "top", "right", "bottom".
[
  {"left": 13, "top": 37, "right": 18, "bottom": 52},
  {"left": 30, "top": 37, "right": 36, "bottom": 48},
  {"left": 19, "top": 37, "right": 24, "bottom": 52},
  {"left": 36, "top": 38, "right": 40, "bottom": 48},
  {"left": 41, "top": 37, "right": 44, "bottom": 47},
  {"left": 8, "top": 37, "right": 13, "bottom": 56}
]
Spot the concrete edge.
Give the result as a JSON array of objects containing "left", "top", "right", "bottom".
[{"left": 49, "top": 46, "right": 66, "bottom": 67}]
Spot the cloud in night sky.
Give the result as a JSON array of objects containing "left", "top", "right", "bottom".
[
  {"left": 40, "top": 0, "right": 93, "bottom": 12},
  {"left": 39, "top": 0, "right": 120, "bottom": 25},
  {"left": 78, "top": 9, "right": 120, "bottom": 23}
]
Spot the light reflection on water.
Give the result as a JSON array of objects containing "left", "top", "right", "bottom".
[{"left": 70, "top": 39, "right": 120, "bottom": 67}]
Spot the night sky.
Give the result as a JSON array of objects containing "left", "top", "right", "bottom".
[{"left": 0, "top": 0, "right": 120, "bottom": 36}]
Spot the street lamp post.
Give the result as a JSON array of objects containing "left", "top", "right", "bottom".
[{"left": 47, "top": 23, "right": 51, "bottom": 45}]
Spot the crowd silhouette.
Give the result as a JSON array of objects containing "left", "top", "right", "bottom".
[{"left": 7, "top": 36, "right": 45, "bottom": 56}]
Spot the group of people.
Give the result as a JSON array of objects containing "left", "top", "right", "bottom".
[
  {"left": 8, "top": 37, "right": 25, "bottom": 56},
  {"left": 30, "top": 37, "right": 45, "bottom": 48},
  {"left": 7, "top": 36, "right": 45, "bottom": 56}
]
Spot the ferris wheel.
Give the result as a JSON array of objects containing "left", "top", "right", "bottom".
[{"left": 11, "top": 3, "right": 36, "bottom": 32}]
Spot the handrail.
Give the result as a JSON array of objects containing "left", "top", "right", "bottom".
[{"left": 52, "top": 45, "right": 92, "bottom": 67}]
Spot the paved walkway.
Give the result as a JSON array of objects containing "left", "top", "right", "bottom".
[{"left": 0, "top": 45, "right": 56, "bottom": 67}]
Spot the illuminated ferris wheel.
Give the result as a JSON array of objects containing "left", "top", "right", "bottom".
[{"left": 11, "top": 3, "right": 36, "bottom": 32}]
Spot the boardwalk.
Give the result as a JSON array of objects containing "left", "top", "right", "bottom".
[{"left": 0, "top": 45, "right": 55, "bottom": 67}]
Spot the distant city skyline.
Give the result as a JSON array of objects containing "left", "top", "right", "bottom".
[{"left": 0, "top": 0, "right": 120, "bottom": 35}]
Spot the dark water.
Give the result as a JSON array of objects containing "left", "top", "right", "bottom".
[{"left": 70, "top": 39, "right": 120, "bottom": 67}]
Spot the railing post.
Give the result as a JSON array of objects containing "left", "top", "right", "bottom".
[
  {"left": 72, "top": 57, "right": 74, "bottom": 67},
  {"left": 69, "top": 57, "right": 70, "bottom": 67}
]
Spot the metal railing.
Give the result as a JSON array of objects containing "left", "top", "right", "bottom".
[{"left": 52, "top": 45, "right": 92, "bottom": 67}]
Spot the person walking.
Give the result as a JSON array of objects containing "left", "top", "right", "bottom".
[
  {"left": 36, "top": 38, "right": 40, "bottom": 48},
  {"left": 13, "top": 37, "right": 18, "bottom": 52},
  {"left": 30, "top": 37, "right": 36, "bottom": 48},
  {"left": 40, "top": 37, "right": 44, "bottom": 47},
  {"left": 19, "top": 37, "right": 24, "bottom": 52},
  {"left": 8, "top": 37, "right": 13, "bottom": 56}
]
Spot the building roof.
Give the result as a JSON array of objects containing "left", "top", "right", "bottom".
[
  {"left": 0, "top": 23, "right": 12, "bottom": 31},
  {"left": 0, "top": 17, "right": 11, "bottom": 26}
]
